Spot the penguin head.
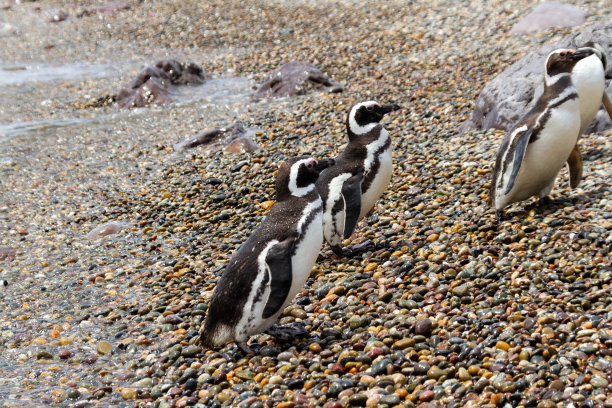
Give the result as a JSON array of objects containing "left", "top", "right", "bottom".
[
  {"left": 276, "top": 157, "right": 335, "bottom": 200},
  {"left": 577, "top": 42, "right": 607, "bottom": 71},
  {"left": 347, "top": 101, "right": 402, "bottom": 139},
  {"left": 545, "top": 48, "right": 595, "bottom": 84}
]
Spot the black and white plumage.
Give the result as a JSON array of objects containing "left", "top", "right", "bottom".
[
  {"left": 565, "top": 43, "right": 611, "bottom": 188},
  {"left": 200, "top": 157, "right": 333, "bottom": 353},
  {"left": 316, "top": 101, "right": 401, "bottom": 256},
  {"left": 490, "top": 48, "right": 596, "bottom": 220}
]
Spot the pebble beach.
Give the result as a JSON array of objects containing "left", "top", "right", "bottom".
[{"left": 0, "top": 0, "right": 611, "bottom": 407}]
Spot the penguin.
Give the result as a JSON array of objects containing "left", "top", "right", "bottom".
[
  {"left": 200, "top": 156, "right": 334, "bottom": 353},
  {"left": 316, "top": 101, "right": 401, "bottom": 256},
  {"left": 566, "top": 43, "right": 611, "bottom": 188},
  {"left": 490, "top": 47, "right": 596, "bottom": 221}
]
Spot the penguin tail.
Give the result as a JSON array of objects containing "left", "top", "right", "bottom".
[{"left": 199, "top": 321, "right": 232, "bottom": 349}]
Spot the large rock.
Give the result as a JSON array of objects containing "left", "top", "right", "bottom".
[
  {"left": 462, "top": 24, "right": 612, "bottom": 135},
  {"left": 510, "top": 2, "right": 586, "bottom": 35},
  {"left": 115, "top": 59, "right": 210, "bottom": 109},
  {"left": 255, "top": 61, "right": 342, "bottom": 99}
]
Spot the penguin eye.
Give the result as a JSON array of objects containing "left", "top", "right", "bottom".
[
  {"left": 366, "top": 106, "right": 374, "bottom": 112},
  {"left": 559, "top": 51, "right": 567, "bottom": 57},
  {"left": 306, "top": 161, "right": 315, "bottom": 169}
]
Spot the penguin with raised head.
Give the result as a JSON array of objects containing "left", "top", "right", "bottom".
[
  {"left": 316, "top": 101, "right": 401, "bottom": 256},
  {"left": 200, "top": 157, "right": 334, "bottom": 353},
  {"left": 566, "top": 42, "right": 611, "bottom": 188},
  {"left": 490, "top": 47, "right": 596, "bottom": 221}
]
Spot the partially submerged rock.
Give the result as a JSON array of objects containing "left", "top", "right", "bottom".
[
  {"left": 224, "top": 136, "right": 261, "bottom": 154},
  {"left": 510, "top": 2, "right": 586, "bottom": 35},
  {"left": 255, "top": 61, "right": 342, "bottom": 99},
  {"left": 174, "top": 122, "right": 261, "bottom": 155},
  {"left": 86, "top": 221, "right": 129, "bottom": 240},
  {"left": 77, "top": 1, "right": 131, "bottom": 17},
  {"left": 115, "top": 60, "right": 210, "bottom": 109},
  {"left": 0, "top": 245, "right": 16, "bottom": 262},
  {"left": 462, "top": 24, "right": 612, "bottom": 134}
]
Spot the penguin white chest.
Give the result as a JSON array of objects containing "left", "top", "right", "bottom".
[
  {"left": 322, "top": 173, "right": 352, "bottom": 245},
  {"left": 360, "top": 148, "right": 393, "bottom": 219},
  {"left": 289, "top": 210, "right": 323, "bottom": 302},
  {"left": 572, "top": 56, "right": 606, "bottom": 135}
]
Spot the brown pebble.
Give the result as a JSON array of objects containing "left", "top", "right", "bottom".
[
  {"left": 419, "top": 390, "right": 434, "bottom": 401},
  {"left": 414, "top": 318, "right": 433, "bottom": 336}
]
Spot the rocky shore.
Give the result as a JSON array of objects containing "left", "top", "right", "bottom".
[{"left": 0, "top": 1, "right": 610, "bottom": 408}]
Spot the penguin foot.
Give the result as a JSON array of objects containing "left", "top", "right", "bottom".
[
  {"left": 331, "top": 245, "right": 345, "bottom": 258},
  {"left": 495, "top": 209, "right": 505, "bottom": 222},
  {"left": 265, "top": 322, "right": 308, "bottom": 342},
  {"left": 539, "top": 196, "right": 553, "bottom": 207},
  {"left": 236, "top": 341, "right": 257, "bottom": 355}
]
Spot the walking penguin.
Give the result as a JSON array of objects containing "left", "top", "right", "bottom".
[
  {"left": 200, "top": 157, "right": 334, "bottom": 353},
  {"left": 490, "top": 47, "right": 596, "bottom": 220},
  {"left": 315, "top": 101, "right": 401, "bottom": 256}
]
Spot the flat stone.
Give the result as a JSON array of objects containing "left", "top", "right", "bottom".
[
  {"left": 510, "top": 2, "right": 586, "bottom": 34},
  {"left": 96, "top": 341, "right": 112, "bottom": 355}
]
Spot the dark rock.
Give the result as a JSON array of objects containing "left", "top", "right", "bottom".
[
  {"left": 116, "top": 59, "right": 210, "bottom": 109},
  {"left": 71, "top": 401, "right": 94, "bottom": 408},
  {"left": 164, "top": 314, "right": 183, "bottom": 324},
  {"left": 510, "top": 2, "right": 586, "bottom": 34},
  {"left": 49, "top": 11, "right": 68, "bottom": 23},
  {"left": 371, "top": 358, "right": 392, "bottom": 375},
  {"left": 414, "top": 361, "right": 430, "bottom": 375},
  {"left": 174, "top": 122, "right": 249, "bottom": 153},
  {"left": 183, "top": 378, "right": 197, "bottom": 392},
  {"left": 284, "top": 378, "right": 304, "bottom": 390},
  {"left": 414, "top": 318, "right": 433, "bottom": 336},
  {"left": 259, "top": 345, "right": 280, "bottom": 357},
  {"left": 462, "top": 24, "right": 612, "bottom": 135},
  {"left": 78, "top": 1, "right": 131, "bottom": 17},
  {"left": 255, "top": 61, "right": 342, "bottom": 99}
]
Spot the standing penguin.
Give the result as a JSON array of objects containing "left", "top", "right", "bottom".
[
  {"left": 316, "top": 101, "right": 401, "bottom": 256},
  {"left": 200, "top": 157, "right": 334, "bottom": 353},
  {"left": 490, "top": 48, "right": 596, "bottom": 220},
  {"left": 566, "top": 43, "right": 611, "bottom": 188}
]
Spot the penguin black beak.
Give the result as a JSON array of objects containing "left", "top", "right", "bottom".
[
  {"left": 314, "top": 158, "right": 335, "bottom": 173},
  {"left": 571, "top": 48, "right": 595, "bottom": 60},
  {"left": 377, "top": 104, "right": 402, "bottom": 116}
]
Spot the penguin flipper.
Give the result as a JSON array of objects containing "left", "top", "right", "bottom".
[
  {"left": 262, "top": 238, "right": 294, "bottom": 319},
  {"left": 504, "top": 126, "right": 534, "bottom": 195},
  {"left": 566, "top": 144, "right": 583, "bottom": 189},
  {"left": 342, "top": 171, "right": 364, "bottom": 239}
]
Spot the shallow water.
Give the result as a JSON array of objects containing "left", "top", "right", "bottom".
[
  {"left": 0, "top": 63, "right": 119, "bottom": 86},
  {"left": 0, "top": 76, "right": 256, "bottom": 143},
  {"left": 0, "top": 117, "right": 94, "bottom": 142}
]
